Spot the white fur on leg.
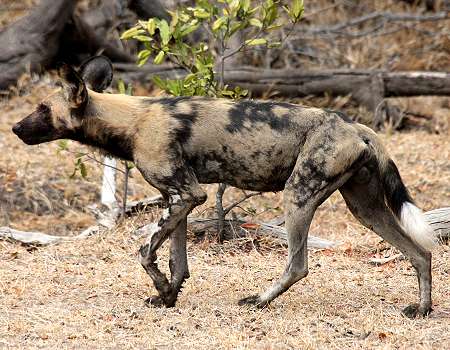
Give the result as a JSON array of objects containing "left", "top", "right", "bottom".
[{"left": 400, "top": 202, "right": 438, "bottom": 251}]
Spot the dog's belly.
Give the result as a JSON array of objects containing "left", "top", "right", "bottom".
[{"left": 187, "top": 145, "right": 298, "bottom": 192}]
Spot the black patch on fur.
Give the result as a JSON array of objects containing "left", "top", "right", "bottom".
[
  {"left": 170, "top": 112, "right": 198, "bottom": 146},
  {"left": 72, "top": 120, "right": 134, "bottom": 161},
  {"left": 167, "top": 103, "right": 201, "bottom": 162},
  {"left": 143, "top": 96, "right": 200, "bottom": 110},
  {"left": 381, "top": 159, "right": 414, "bottom": 217},
  {"left": 226, "top": 100, "right": 295, "bottom": 133}
]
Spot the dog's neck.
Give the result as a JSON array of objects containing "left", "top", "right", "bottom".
[{"left": 72, "top": 90, "right": 145, "bottom": 161}]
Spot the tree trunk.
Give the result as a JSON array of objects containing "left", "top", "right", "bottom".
[{"left": 0, "top": 0, "right": 76, "bottom": 90}]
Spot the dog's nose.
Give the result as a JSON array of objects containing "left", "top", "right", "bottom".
[{"left": 12, "top": 123, "right": 21, "bottom": 135}]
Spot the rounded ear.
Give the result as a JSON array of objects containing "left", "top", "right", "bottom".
[
  {"left": 57, "top": 63, "right": 88, "bottom": 109},
  {"left": 79, "top": 56, "right": 113, "bottom": 93}
]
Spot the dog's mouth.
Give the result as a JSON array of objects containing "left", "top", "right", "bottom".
[{"left": 12, "top": 123, "right": 53, "bottom": 145}]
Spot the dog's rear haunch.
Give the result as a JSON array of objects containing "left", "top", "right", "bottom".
[{"left": 12, "top": 57, "right": 437, "bottom": 318}]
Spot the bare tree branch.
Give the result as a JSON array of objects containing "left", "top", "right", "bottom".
[{"left": 298, "top": 11, "right": 450, "bottom": 37}]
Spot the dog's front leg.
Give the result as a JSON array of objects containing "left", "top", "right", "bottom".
[
  {"left": 169, "top": 216, "right": 190, "bottom": 295},
  {"left": 137, "top": 165, "right": 207, "bottom": 307}
]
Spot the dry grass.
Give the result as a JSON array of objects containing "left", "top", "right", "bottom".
[
  {"left": 1, "top": 79, "right": 450, "bottom": 349},
  {"left": 1, "top": 1, "right": 450, "bottom": 348}
]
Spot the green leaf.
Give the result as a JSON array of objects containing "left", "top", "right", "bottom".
[
  {"left": 117, "top": 79, "right": 126, "bottom": 94},
  {"left": 229, "top": 21, "right": 244, "bottom": 36},
  {"left": 154, "top": 50, "right": 165, "bottom": 65},
  {"left": 157, "top": 20, "right": 171, "bottom": 45},
  {"left": 180, "top": 21, "right": 200, "bottom": 36},
  {"left": 267, "top": 23, "right": 283, "bottom": 31},
  {"left": 57, "top": 139, "right": 68, "bottom": 151},
  {"left": 193, "top": 8, "right": 210, "bottom": 19},
  {"left": 120, "top": 27, "right": 141, "bottom": 40},
  {"left": 245, "top": 38, "right": 267, "bottom": 46},
  {"left": 152, "top": 76, "right": 166, "bottom": 90},
  {"left": 137, "top": 55, "right": 150, "bottom": 67},
  {"left": 147, "top": 18, "right": 156, "bottom": 35},
  {"left": 212, "top": 16, "right": 227, "bottom": 32},
  {"left": 240, "top": 0, "right": 251, "bottom": 12},
  {"left": 229, "top": 0, "right": 240, "bottom": 16},
  {"left": 268, "top": 41, "right": 282, "bottom": 48},
  {"left": 137, "top": 50, "right": 151, "bottom": 59},
  {"left": 79, "top": 162, "right": 88, "bottom": 178},
  {"left": 134, "top": 35, "right": 152, "bottom": 42},
  {"left": 291, "top": 0, "right": 304, "bottom": 19},
  {"left": 249, "top": 18, "right": 263, "bottom": 28}
]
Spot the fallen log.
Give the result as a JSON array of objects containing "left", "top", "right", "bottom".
[
  {"left": 115, "top": 65, "right": 450, "bottom": 128},
  {"left": 115, "top": 65, "right": 450, "bottom": 102},
  {"left": 133, "top": 217, "right": 339, "bottom": 249},
  {"left": 424, "top": 207, "right": 450, "bottom": 240},
  {"left": 2, "top": 207, "right": 448, "bottom": 248},
  {"left": 115, "top": 65, "right": 450, "bottom": 95},
  {"left": 0, "top": 225, "right": 102, "bottom": 246}
]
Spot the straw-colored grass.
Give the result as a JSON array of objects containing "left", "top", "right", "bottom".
[
  {"left": 1, "top": 77, "right": 449, "bottom": 349},
  {"left": 1, "top": 0, "right": 449, "bottom": 345}
]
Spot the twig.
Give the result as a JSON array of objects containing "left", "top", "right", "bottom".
[
  {"left": 216, "top": 183, "right": 227, "bottom": 241},
  {"left": 303, "top": 1, "right": 347, "bottom": 19},
  {"left": 185, "top": 217, "right": 339, "bottom": 249},
  {"left": 369, "top": 253, "right": 403, "bottom": 265},
  {"left": 223, "top": 191, "right": 262, "bottom": 216},
  {"left": 298, "top": 11, "right": 450, "bottom": 37},
  {"left": 64, "top": 149, "right": 126, "bottom": 174},
  {"left": 121, "top": 163, "right": 131, "bottom": 218}
]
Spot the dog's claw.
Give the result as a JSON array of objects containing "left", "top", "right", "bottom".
[
  {"left": 238, "top": 295, "right": 268, "bottom": 308},
  {"left": 402, "top": 303, "right": 432, "bottom": 318}
]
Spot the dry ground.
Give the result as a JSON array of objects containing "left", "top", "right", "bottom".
[{"left": 1, "top": 80, "right": 449, "bottom": 349}]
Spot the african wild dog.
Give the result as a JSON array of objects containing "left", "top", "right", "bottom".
[{"left": 12, "top": 56, "right": 437, "bottom": 318}]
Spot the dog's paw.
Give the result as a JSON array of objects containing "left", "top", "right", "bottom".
[
  {"left": 144, "top": 295, "right": 165, "bottom": 308},
  {"left": 402, "top": 303, "right": 432, "bottom": 319},
  {"left": 238, "top": 295, "right": 268, "bottom": 308},
  {"left": 144, "top": 294, "right": 177, "bottom": 308}
]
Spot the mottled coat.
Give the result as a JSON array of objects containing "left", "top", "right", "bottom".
[{"left": 12, "top": 57, "right": 437, "bottom": 318}]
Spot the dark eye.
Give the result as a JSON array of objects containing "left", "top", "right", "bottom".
[{"left": 37, "top": 103, "right": 51, "bottom": 114}]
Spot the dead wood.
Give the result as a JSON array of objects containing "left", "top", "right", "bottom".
[
  {"left": 57, "top": 14, "right": 135, "bottom": 64},
  {"left": 2, "top": 207, "right": 448, "bottom": 247},
  {"left": 298, "top": 11, "right": 449, "bottom": 37},
  {"left": 0, "top": 226, "right": 102, "bottom": 246},
  {"left": 135, "top": 217, "right": 339, "bottom": 250},
  {"left": 124, "top": 195, "right": 167, "bottom": 216},
  {"left": 127, "top": 0, "right": 170, "bottom": 22},
  {"left": 424, "top": 207, "right": 450, "bottom": 240},
  {"left": 115, "top": 66, "right": 450, "bottom": 100},
  {"left": 0, "top": 0, "right": 172, "bottom": 89},
  {"left": 0, "top": 0, "right": 76, "bottom": 90},
  {"left": 115, "top": 65, "right": 450, "bottom": 114}
]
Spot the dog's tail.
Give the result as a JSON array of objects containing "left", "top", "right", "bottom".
[{"left": 364, "top": 128, "right": 437, "bottom": 251}]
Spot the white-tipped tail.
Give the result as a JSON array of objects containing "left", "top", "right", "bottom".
[{"left": 400, "top": 202, "right": 438, "bottom": 251}]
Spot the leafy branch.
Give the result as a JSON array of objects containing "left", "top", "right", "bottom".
[{"left": 121, "top": 0, "right": 304, "bottom": 240}]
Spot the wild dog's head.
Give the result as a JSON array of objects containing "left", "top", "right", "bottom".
[{"left": 12, "top": 56, "right": 113, "bottom": 145}]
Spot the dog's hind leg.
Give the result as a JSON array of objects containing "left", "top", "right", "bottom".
[
  {"left": 239, "top": 137, "right": 368, "bottom": 307},
  {"left": 340, "top": 167, "right": 432, "bottom": 318}
]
